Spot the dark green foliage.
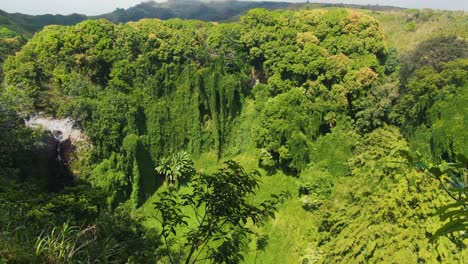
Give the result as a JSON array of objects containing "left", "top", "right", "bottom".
[
  {"left": 202, "top": 63, "right": 248, "bottom": 158},
  {"left": 2, "top": 17, "right": 248, "bottom": 205},
  {"left": 400, "top": 35, "right": 468, "bottom": 82},
  {"left": 383, "top": 47, "right": 400, "bottom": 75},
  {"left": 417, "top": 84, "right": 468, "bottom": 161},
  {"left": 92, "top": 153, "right": 129, "bottom": 207},
  {"left": 241, "top": 9, "right": 385, "bottom": 99},
  {"left": 254, "top": 234, "right": 269, "bottom": 262},
  {"left": 0, "top": 10, "right": 87, "bottom": 36},
  {"left": 122, "top": 134, "right": 158, "bottom": 208},
  {"left": 309, "top": 120, "right": 357, "bottom": 177},
  {"left": 154, "top": 161, "right": 287, "bottom": 263},
  {"left": 0, "top": 181, "right": 160, "bottom": 263},
  {"left": 354, "top": 78, "right": 399, "bottom": 132},
  {"left": 393, "top": 58, "right": 468, "bottom": 162},
  {"left": 0, "top": 28, "right": 26, "bottom": 79},
  {"left": 0, "top": 97, "right": 39, "bottom": 180},
  {"left": 256, "top": 88, "right": 320, "bottom": 172},
  {"left": 2, "top": 6, "right": 467, "bottom": 262},
  {"left": 243, "top": 9, "right": 388, "bottom": 172},
  {"left": 3, "top": 8, "right": 389, "bottom": 202},
  {"left": 434, "top": 199, "right": 468, "bottom": 241}
]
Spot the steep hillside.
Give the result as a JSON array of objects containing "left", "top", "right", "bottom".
[
  {"left": 1, "top": 1, "right": 467, "bottom": 263},
  {"left": 2, "top": 6, "right": 467, "bottom": 263},
  {"left": 365, "top": 8, "right": 468, "bottom": 52},
  {"left": 0, "top": 10, "right": 86, "bottom": 36}
]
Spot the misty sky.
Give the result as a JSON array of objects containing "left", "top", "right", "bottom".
[{"left": 0, "top": 0, "right": 466, "bottom": 15}]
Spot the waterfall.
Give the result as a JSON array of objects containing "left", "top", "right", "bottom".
[{"left": 25, "top": 114, "right": 86, "bottom": 191}]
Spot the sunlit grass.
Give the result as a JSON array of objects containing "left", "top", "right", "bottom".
[{"left": 139, "top": 149, "right": 322, "bottom": 263}]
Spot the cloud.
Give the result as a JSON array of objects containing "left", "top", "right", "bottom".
[{"left": 1, "top": 0, "right": 147, "bottom": 15}]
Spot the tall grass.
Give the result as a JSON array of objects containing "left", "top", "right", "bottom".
[{"left": 34, "top": 221, "right": 99, "bottom": 263}]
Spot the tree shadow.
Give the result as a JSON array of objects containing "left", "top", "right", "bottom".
[{"left": 136, "top": 140, "right": 161, "bottom": 205}]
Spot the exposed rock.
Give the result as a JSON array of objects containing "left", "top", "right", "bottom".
[
  {"left": 24, "top": 115, "right": 86, "bottom": 191},
  {"left": 25, "top": 115, "right": 85, "bottom": 143}
]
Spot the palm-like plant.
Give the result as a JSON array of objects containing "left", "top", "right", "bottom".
[
  {"left": 156, "top": 157, "right": 173, "bottom": 186},
  {"left": 156, "top": 151, "right": 195, "bottom": 188}
]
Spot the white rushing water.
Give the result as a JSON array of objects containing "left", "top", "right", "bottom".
[{"left": 25, "top": 115, "right": 85, "bottom": 142}]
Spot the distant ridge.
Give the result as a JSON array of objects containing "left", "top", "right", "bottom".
[
  {"left": 0, "top": 9, "right": 86, "bottom": 35},
  {"left": 95, "top": 0, "right": 294, "bottom": 23}
]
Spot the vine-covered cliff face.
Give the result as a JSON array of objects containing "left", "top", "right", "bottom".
[{"left": 2, "top": 8, "right": 387, "bottom": 204}]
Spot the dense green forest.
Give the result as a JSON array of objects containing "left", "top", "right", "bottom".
[
  {"left": 0, "top": 0, "right": 410, "bottom": 36},
  {"left": 0, "top": 2, "right": 467, "bottom": 263}
]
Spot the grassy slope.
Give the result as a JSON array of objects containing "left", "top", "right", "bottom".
[
  {"left": 139, "top": 150, "right": 317, "bottom": 263},
  {"left": 364, "top": 9, "right": 468, "bottom": 53}
]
